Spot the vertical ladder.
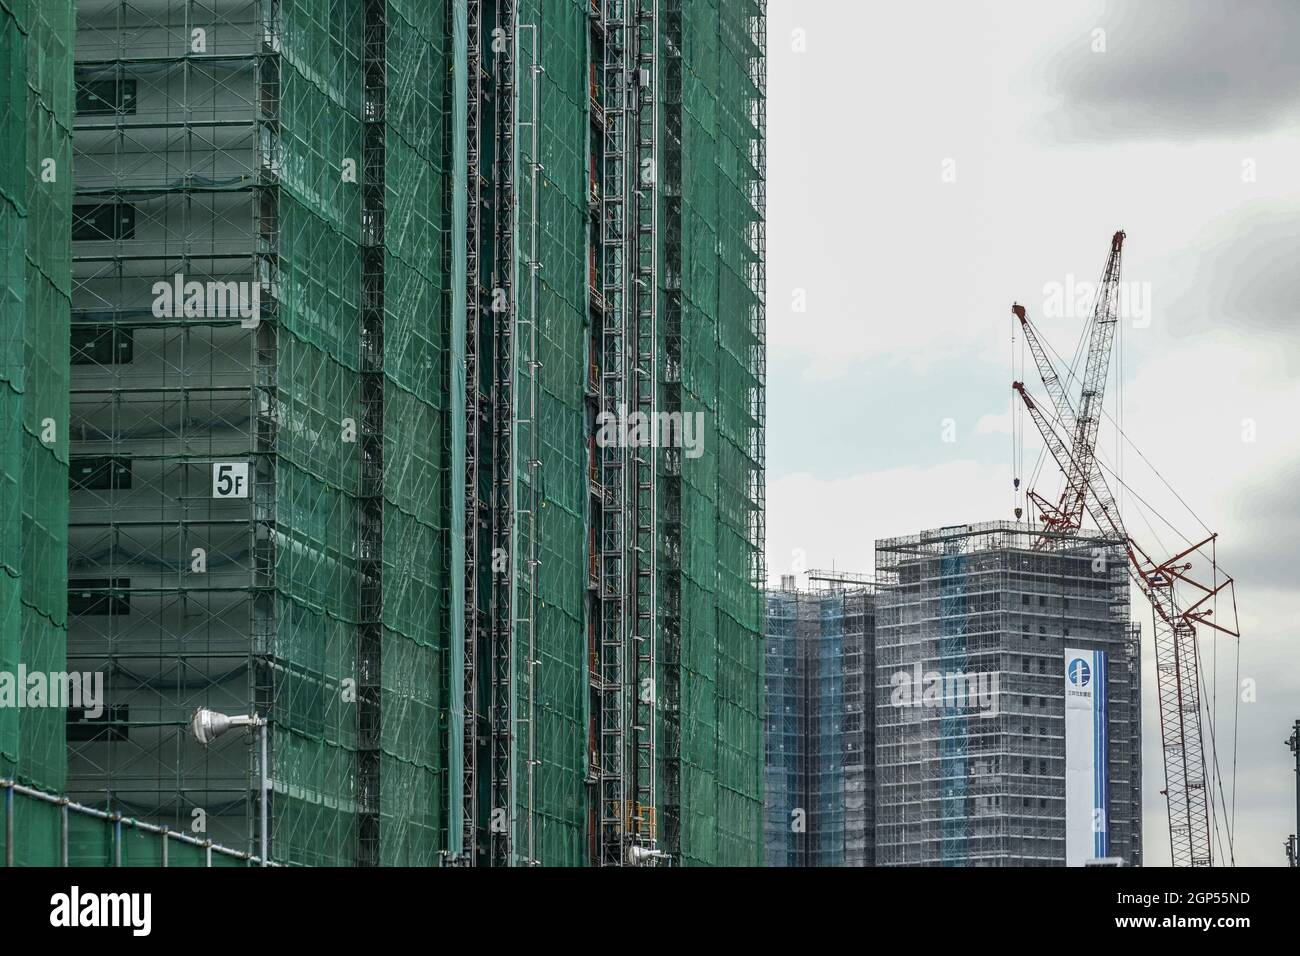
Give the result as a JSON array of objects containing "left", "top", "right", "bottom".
[
  {"left": 461, "top": 0, "right": 484, "bottom": 866},
  {"left": 515, "top": 20, "right": 542, "bottom": 867},
  {"left": 489, "top": 0, "right": 520, "bottom": 868},
  {"left": 629, "top": 0, "right": 659, "bottom": 860},
  {"left": 657, "top": 0, "right": 684, "bottom": 861},
  {"left": 357, "top": 0, "right": 387, "bottom": 868},
  {"left": 597, "top": 0, "right": 630, "bottom": 867}
]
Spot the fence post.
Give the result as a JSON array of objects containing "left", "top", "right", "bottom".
[{"left": 4, "top": 785, "right": 12, "bottom": 867}]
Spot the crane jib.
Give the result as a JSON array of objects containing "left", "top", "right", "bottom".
[{"left": 1009, "top": 230, "right": 1240, "bottom": 868}]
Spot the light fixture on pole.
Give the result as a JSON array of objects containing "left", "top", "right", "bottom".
[{"left": 190, "top": 708, "right": 270, "bottom": 866}]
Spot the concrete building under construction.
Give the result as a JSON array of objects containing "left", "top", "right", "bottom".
[
  {"left": 764, "top": 574, "right": 874, "bottom": 866},
  {"left": 873, "top": 522, "right": 1141, "bottom": 867},
  {"left": 2, "top": 0, "right": 768, "bottom": 867}
]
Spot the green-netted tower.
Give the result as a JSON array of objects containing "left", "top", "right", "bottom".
[
  {"left": 2, "top": 0, "right": 74, "bottom": 827},
  {"left": 56, "top": 0, "right": 764, "bottom": 867}
]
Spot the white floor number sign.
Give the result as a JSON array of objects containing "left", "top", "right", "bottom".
[{"left": 213, "top": 462, "right": 250, "bottom": 499}]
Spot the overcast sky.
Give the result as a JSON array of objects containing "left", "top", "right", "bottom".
[{"left": 765, "top": 0, "right": 1298, "bottom": 866}]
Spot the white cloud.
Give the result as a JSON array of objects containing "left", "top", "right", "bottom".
[
  {"left": 766, "top": 458, "right": 1013, "bottom": 583},
  {"left": 974, "top": 411, "right": 1012, "bottom": 436}
]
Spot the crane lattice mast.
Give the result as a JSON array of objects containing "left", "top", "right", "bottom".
[{"left": 1011, "top": 230, "right": 1239, "bottom": 867}]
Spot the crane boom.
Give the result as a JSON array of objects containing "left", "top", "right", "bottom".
[
  {"left": 1013, "top": 302, "right": 1075, "bottom": 427},
  {"left": 1060, "top": 230, "right": 1126, "bottom": 534},
  {"left": 1011, "top": 230, "right": 1239, "bottom": 867}
]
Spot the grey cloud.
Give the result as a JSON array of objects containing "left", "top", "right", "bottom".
[
  {"left": 1210, "top": 455, "right": 1300, "bottom": 594},
  {"left": 1041, "top": 1, "right": 1300, "bottom": 142},
  {"left": 1164, "top": 202, "right": 1300, "bottom": 341}
]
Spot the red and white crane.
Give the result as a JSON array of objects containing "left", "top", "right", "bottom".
[{"left": 1011, "top": 230, "right": 1240, "bottom": 867}]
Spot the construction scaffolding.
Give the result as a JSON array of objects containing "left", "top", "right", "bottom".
[
  {"left": 671, "top": 0, "right": 766, "bottom": 867},
  {"left": 1, "top": 0, "right": 73, "bottom": 796},
  {"left": 65, "top": 0, "right": 457, "bottom": 866},
  {"left": 451, "top": 0, "right": 765, "bottom": 868},
  {"left": 873, "top": 522, "right": 1141, "bottom": 866},
  {"left": 764, "top": 578, "right": 873, "bottom": 867},
  {"left": 3, "top": 0, "right": 763, "bottom": 869},
  {"left": 841, "top": 583, "right": 873, "bottom": 866}
]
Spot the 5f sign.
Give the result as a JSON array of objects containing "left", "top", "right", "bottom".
[{"left": 213, "top": 462, "right": 250, "bottom": 499}]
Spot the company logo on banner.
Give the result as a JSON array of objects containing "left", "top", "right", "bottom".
[{"left": 1064, "top": 648, "right": 1109, "bottom": 866}]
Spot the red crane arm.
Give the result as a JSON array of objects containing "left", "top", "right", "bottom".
[{"left": 1010, "top": 231, "right": 1239, "bottom": 867}]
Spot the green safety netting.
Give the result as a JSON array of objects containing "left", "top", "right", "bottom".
[
  {"left": 268, "top": 0, "right": 453, "bottom": 867},
  {"left": 4, "top": 0, "right": 763, "bottom": 868},
  {"left": 1, "top": 0, "right": 72, "bottom": 799},
  {"left": 377, "top": 0, "right": 452, "bottom": 866},
  {"left": 509, "top": 0, "right": 591, "bottom": 866},
  {"left": 674, "top": 0, "right": 765, "bottom": 866}
]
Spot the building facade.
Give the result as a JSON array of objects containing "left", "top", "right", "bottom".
[
  {"left": 61, "top": 0, "right": 765, "bottom": 867},
  {"left": 764, "top": 578, "right": 874, "bottom": 866},
  {"left": 2, "top": 0, "right": 73, "bottom": 808},
  {"left": 873, "top": 522, "right": 1141, "bottom": 867}
]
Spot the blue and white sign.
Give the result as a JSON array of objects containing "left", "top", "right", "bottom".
[{"left": 1064, "top": 648, "right": 1109, "bottom": 866}]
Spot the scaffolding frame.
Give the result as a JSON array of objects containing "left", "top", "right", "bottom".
[
  {"left": 2, "top": 0, "right": 74, "bottom": 800},
  {"left": 65, "top": 0, "right": 456, "bottom": 868},
  {"left": 764, "top": 585, "right": 874, "bottom": 867},
  {"left": 594, "top": 0, "right": 630, "bottom": 867},
  {"left": 874, "top": 522, "right": 1140, "bottom": 867},
  {"left": 628, "top": 0, "right": 659, "bottom": 859},
  {"left": 515, "top": 18, "right": 541, "bottom": 866},
  {"left": 655, "top": 0, "right": 683, "bottom": 859},
  {"left": 68, "top": 0, "right": 273, "bottom": 856},
  {"left": 460, "top": 0, "right": 484, "bottom": 867},
  {"left": 487, "top": 0, "right": 520, "bottom": 869},
  {"left": 27, "top": 0, "right": 765, "bottom": 870},
  {"left": 355, "top": 0, "right": 386, "bottom": 870}
]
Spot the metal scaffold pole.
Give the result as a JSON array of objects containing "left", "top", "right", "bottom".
[
  {"left": 628, "top": 0, "right": 659, "bottom": 864},
  {"left": 1287, "top": 720, "right": 1298, "bottom": 867},
  {"left": 657, "top": 0, "right": 684, "bottom": 860},
  {"left": 461, "top": 0, "right": 484, "bottom": 867},
  {"left": 488, "top": 0, "right": 521, "bottom": 868},
  {"left": 597, "top": 0, "right": 630, "bottom": 867},
  {"left": 357, "top": 0, "right": 388, "bottom": 868},
  {"left": 515, "top": 19, "right": 542, "bottom": 867}
]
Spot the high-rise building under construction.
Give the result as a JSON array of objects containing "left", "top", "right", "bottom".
[
  {"left": 764, "top": 576, "right": 874, "bottom": 866},
  {"left": 49, "top": 0, "right": 765, "bottom": 867},
  {"left": 873, "top": 522, "right": 1141, "bottom": 867}
]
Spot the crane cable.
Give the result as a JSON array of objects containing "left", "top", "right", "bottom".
[
  {"left": 1032, "top": 316, "right": 1212, "bottom": 538},
  {"left": 1016, "top": 307, "right": 1241, "bottom": 865}
]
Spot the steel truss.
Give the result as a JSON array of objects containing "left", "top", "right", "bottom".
[
  {"left": 460, "top": 0, "right": 485, "bottom": 866},
  {"left": 595, "top": 0, "right": 631, "bottom": 866},
  {"left": 488, "top": 0, "right": 520, "bottom": 869},
  {"left": 628, "top": 0, "right": 660, "bottom": 863},
  {"left": 357, "top": 0, "right": 387, "bottom": 867}
]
